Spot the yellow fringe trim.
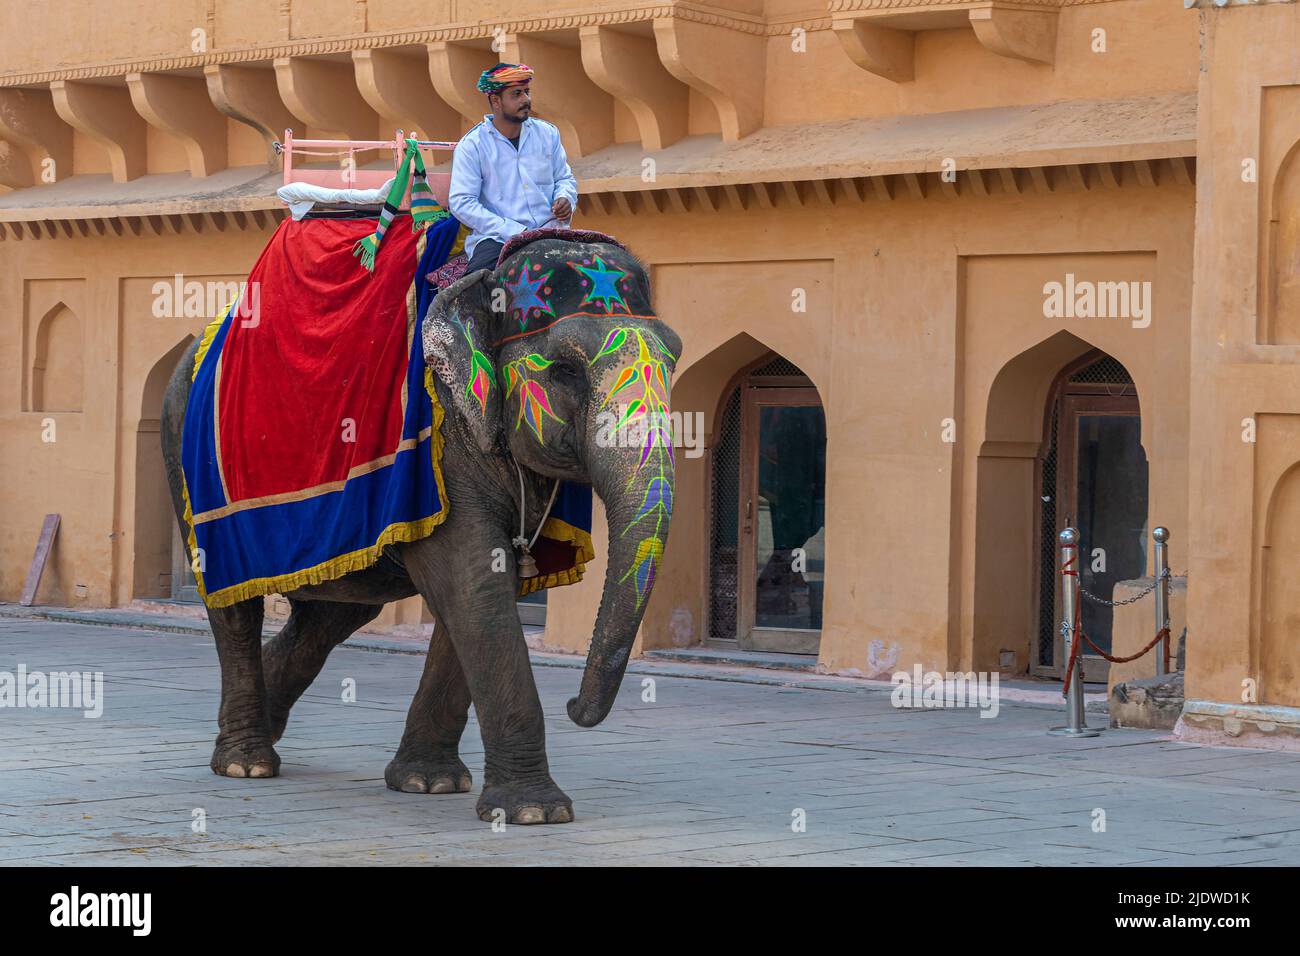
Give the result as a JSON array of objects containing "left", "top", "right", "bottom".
[
  {"left": 191, "top": 300, "right": 233, "bottom": 382},
  {"left": 517, "top": 516, "right": 596, "bottom": 597},
  {"left": 424, "top": 366, "right": 451, "bottom": 520},
  {"left": 201, "top": 511, "right": 448, "bottom": 608},
  {"left": 179, "top": 477, "right": 207, "bottom": 600},
  {"left": 182, "top": 301, "right": 234, "bottom": 599}
]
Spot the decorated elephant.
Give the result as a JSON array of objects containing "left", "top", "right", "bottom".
[{"left": 160, "top": 228, "right": 680, "bottom": 825}]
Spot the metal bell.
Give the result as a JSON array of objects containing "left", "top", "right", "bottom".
[{"left": 517, "top": 545, "right": 539, "bottom": 578}]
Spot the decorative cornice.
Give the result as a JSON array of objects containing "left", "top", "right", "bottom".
[
  {"left": 0, "top": 206, "right": 287, "bottom": 240},
  {"left": 0, "top": 3, "right": 804, "bottom": 87},
  {"left": 0, "top": 156, "right": 1195, "bottom": 238},
  {"left": 575, "top": 157, "right": 1196, "bottom": 218},
  {"left": 828, "top": 0, "right": 1102, "bottom": 9},
  {"left": 0, "top": 0, "right": 1142, "bottom": 88},
  {"left": 1182, "top": 0, "right": 1297, "bottom": 6}
]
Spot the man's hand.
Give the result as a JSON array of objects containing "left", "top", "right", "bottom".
[{"left": 551, "top": 196, "right": 572, "bottom": 221}]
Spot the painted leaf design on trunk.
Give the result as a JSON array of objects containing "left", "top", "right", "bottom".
[
  {"left": 593, "top": 324, "right": 677, "bottom": 609},
  {"left": 619, "top": 536, "right": 663, "bottom": 609},
  {"left": 629, "top": 476, "right": 673, "bottom": 525}
]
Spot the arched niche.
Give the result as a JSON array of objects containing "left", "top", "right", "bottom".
[
  {"left": 1260, "top": 461, "right": 1300, "bottom": 706},
  {"left": 132, "top": 336, "right": 193, "bottom": 600},
  {"left": 1266, "top": 137, "right": 1300, "bottom": 344},
  {"left": 31, "top": 302, "right": 83, "bottom": 412},
  {"left": 640, "top": 332, "right": 830, "bottom": 655},
  {"left": 972, "top": 331, "right": 1147, "bottom": 676}
]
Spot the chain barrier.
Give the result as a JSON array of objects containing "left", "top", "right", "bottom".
[
  {"left": 1051, "top": 526, "right": 1180, "bottom": 734},
  {"left": 1078, "top": 567, "right": 1182, "bottom": 607}
]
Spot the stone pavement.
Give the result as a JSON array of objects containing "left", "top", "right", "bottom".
[{"left": 2, "top": 616, "right": 1299, "bottom": 866}]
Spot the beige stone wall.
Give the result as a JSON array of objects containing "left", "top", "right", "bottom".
[{"left": 1187, "top": 3, "right": 1300, "bottom": 712}]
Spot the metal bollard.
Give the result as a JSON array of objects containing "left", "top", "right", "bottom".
[
  {"left": 1050, "top": 527, "right": 1101, "bottom": 737},
  {"left": 1153, "top": 527, "right": 1171, "bottom": 676}
]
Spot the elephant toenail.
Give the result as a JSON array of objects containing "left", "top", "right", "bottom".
[
  {"left": 429, "top": 778, "right": 456, "bottom": 794},
  {"left": 225, "top": 764, "right": 247, "bottom": 778},
  {"left": 548, "top": 807, "right": 574, "bottom": 824},
  {"left": 249, "top": 764, "right": 275, "bottom": 778},
  {"left": 401, "top": 777, "right": 429, "bottom": 793},
  {"left": 514, "top": 807, "right": 545, "bottom": 825}
]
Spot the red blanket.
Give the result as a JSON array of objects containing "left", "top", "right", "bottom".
[{"left": 217, "top": 219, "right": 418, "bottom": 500}]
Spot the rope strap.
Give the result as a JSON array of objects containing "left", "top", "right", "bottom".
[{"left": 1059, "top": 549, "right": 1174, "bottom": 695}]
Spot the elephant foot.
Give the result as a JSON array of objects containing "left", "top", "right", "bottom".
[
  {"left": 211, "top": 736, "right": 280, "bottom": 779},
  {"left": 385, "top": 752, "right": 473, "bottom": 794},
  {"left": 477, "top": 778, "right": 574, "bottom": 825}
]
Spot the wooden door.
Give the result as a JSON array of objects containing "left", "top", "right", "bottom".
[
  {"left": 1054, "top": 392, "right": 1148, "bottom": 678},
  {"left": 737, "top": 387, "right": 826, "bottom": 654}
]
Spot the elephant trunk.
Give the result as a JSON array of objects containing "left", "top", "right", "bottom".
[{"left": 566, "top": 443, "right": 674, "bottom": 727}]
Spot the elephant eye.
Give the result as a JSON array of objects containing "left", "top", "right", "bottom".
[{"left": 551, "top": 360, "right": 585, "bottom": 386}]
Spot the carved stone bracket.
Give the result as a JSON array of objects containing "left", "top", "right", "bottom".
[
  {"left": 832, "top": 1, "right": 1058, "bottom": 82},
  {"left": 50, "top": 80, "right": 147, "bottom": 183},
  {"left": 353, "top": 48, "right": 459, "bottom": 142},
  {"left": 274, "top": 56, "right": 380, "bottom": 141},
  {"left": 0, "top": 89, "right": 73, "bottom": 187},
  {"left": 580, "top": 25, "right": 689, "bottom": 151},
  {"left": 968, "top": 4, "right": 1058, "bottom": 65},
  {"left": 653, "top": 15, "right": 765, "bottom": 142},
  {"left": 831, "top": 17, "right": 914, "bottom": 83},
  {"left": 127, "top": 72, "right": 228, "bottom": 177},
  {"left": 205, "top": 64, "right": 297, "bottom": 165}
]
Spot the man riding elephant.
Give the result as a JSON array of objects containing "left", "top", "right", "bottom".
[{"left": 450, "top": 62, "right": 577, "bottom": 273}]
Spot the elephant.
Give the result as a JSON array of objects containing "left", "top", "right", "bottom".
[{"left": 160, "top": 233, "right": 681, "bottom": 824}]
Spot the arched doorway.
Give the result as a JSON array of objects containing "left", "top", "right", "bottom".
[
  {"left": 1033, "top": 351, "right": 1148, "bottom": 678},
  {"left": 708, "top": 354, "right": 826, "bottom": 655},
  {"left": 133, "top": 337, "right": 195, "bottom": 601}
]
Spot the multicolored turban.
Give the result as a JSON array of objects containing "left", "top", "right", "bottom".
[{"left": 477, "top": 62, "right": 534, "bottom": 94}]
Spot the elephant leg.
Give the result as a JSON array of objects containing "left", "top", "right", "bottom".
[
  {"left": 262, "top": 599, "right": 382, "bottom": 743},
  {"left": 384, "top": 622, "right": 475, "bottom": 795},
  {"left": 404, "top": 543, "right": 573, "bottom": 825},
  {"left": 207, "top": 598, "right": 279, "bottom": 779}
]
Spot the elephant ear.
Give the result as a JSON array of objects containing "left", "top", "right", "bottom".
[{"left": 423, "top": 268, "right": 506, "bottom": 454}]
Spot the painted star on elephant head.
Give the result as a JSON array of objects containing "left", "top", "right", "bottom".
[
  {"left": 504, "top": 258, "right": 555, "bottom": 330},
  {"left": 571, "top": 255, "right": 630, "bottom": 314}
]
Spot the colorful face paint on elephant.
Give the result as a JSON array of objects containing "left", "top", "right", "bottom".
[
  {"left": 503, "top": 353, "right": 564, "bottom": 443},
  {"left": 502, "top": 257, "right": 556, "bottom": 331},
  {"left": 570, "top": 255, "right": 633, "bottom": 314},
  {"left": 595, "top": 327, "right": 676, "bottom": 475},
  {"left": 591, "top": 327, "right": 677, "bottom": 609},
  {"left": 461, "top": 318, "right": 495, "bottom": 416}
]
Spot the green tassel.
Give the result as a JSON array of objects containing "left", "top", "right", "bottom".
[{"left": 353, "top": 235, "right": 378, "bottom": 273}]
